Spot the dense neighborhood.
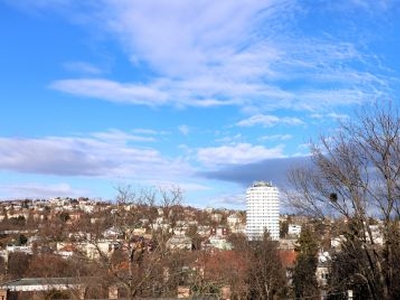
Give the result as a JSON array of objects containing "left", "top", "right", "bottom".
[{"left": 0, "top": 193, "right": 388, "bottom": 299}]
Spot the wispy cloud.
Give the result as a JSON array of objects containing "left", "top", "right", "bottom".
[
  {"left": 197, "top": 143, "right": 285, "bottom": 166},
  {"left": 34, "top": 0, "right": 393, "bottom": 112},
  {"left": 132, "top": 128, "right": 169, "bottom": 135},
  {"left": 178, "top": 125, "right": 190, "bottom": 136},
  {"left": 212, "top": 192, "right": 246, "bottom": 207},
  {"left": 260, "top": 134, "right": 293, "bottom": 141},
  {"left": 49, "top": 77, "right": 289, "bottom": 108},
  {"left": 63, "top": 61, "right": 103, "bottom": 75},
  {"left": 0, "top": 182, "right": 87, "bottom": 199},
  {"left": 90, "top": 128, "right": 156, "bottom": 143},
  {"left": 237, "top": 114, "right": 304, "bottom": 127},
  {"left": 324, "top": 0, "right": 396, "bottom": 14},
  {"left": 97, "top": 0, "right": 293, "bottom": 77},
  {"left": 49, "top": 79, "right": 169, "bottom": 106},
  {"left": 327, "top": 112, "right": 350, "bottom": 121},
  {"left": 310, "top": 112, "right": 350, "bottom": 122},
  {"left": 215, "top": 134, "right": 243, "bottom": 145}
]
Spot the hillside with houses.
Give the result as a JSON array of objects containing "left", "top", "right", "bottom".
[{"left": 0, "top": 194, "right": 389, "bottom": 299}]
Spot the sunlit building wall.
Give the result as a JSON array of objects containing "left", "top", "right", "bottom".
[{"left": 246, "top": 181, "right": 280, "bottom": 240}]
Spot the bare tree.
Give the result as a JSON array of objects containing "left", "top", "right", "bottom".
[
  {"left": 7, "top": 252, "right": 31, "bottom": 279},
  {"left": 225, "top": 231, "right": 286, "bottom": 299},
  {"left": 247, "top": 232, "right": 286, "bottom": 300},
  {"left": 82, "top": 184, "right": 184, "bottom": 299},
  {"left": 287, "top": 102, "right": 400, "bottom": 299}
]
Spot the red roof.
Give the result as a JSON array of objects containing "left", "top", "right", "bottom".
[{"left": 278, "top": 250, "right": 297, "bottom": 268}]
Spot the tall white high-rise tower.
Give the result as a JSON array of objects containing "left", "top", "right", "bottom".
[{"left": 246, "top": 181, "right": 280, "bottom": 240}]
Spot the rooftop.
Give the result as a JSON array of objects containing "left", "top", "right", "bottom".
[
  {"left": 0, "top": 277, "right": 83, "bottom": 290},
  {"left": 251, "top": 181, "right": 274, "bottom": 187}
]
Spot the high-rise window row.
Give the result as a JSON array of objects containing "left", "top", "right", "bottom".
[{"left": 245, "top": 181, "right": 280, "bottom": 241}]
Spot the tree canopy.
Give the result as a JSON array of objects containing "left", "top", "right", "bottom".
[{"left": 287, "top": 102, "right": 400, "bottom": 299}]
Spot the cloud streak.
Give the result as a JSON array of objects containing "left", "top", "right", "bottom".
[
  {"left": 50, "top": 79, "right": 169, "bottom": 106},
  {"left": 237, "top": 114, "right": 304, "bottom": 127},
  {"left": 0, "top": 126, "right": 294, "bottom": 200},
  {"left": 38, "top": 0, "right": 393, "bottom": 112},
  {"left": 0, "top": 182, "right": 87, "bottom": 200},
  {"left": 197, "top": 143, "right": 285, "bottom": 166},
  {"left": 0, "top": 130, "right": 190, "bottom": 181}
]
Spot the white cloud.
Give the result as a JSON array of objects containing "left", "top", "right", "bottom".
[
  {"left": 215, "top": 134, "right": 243, "bottom": 145},
  {"left": 212, "top": 192, "right": 246, "bottom": 207},
  {"left": 0, "top": 183, "right": 87, "bottom": 199},
  {"left": 49, "top": 76, "right": 292, "bottom": 108},
  {"left": 178, "top": 125, "right": 190, "bottom": 136},
  {"left": 326, "top": 0, "right": 395, "bottom": 13},
  {"left": 63, "top": 61, "right": 103, "bottom": 75},
  {"left": 327, "top": 112, "right": 350, "bottom": 121},
  {"left": 197, "top": 143, "right": 285, "bottom": 166},
  {"left": 298, "top": 142, "right": 312, "bottom": 151},
  {"left": 260, "top": 134, "right": 293, "bottom": 141},
  {"left": 310, "top": 113, "right": 323, "bottom": 119},
  {"left": 310, "top": 112, "right": 350, "bottom": 122},
  {"left": 37, "top": 0, "right": 393, "bottom": 112},
  {"left": 237, "top": 114, "right": 304, "bottom": 127},
  {"left": 98, "top": 0, "right": 290, "bottom": 77},
  {"left": 49, "top": 79, "right": 169, "bottom": 106},
  {"left": 6, "top": 0, "right": 395, "bottom": 114},
  {"left": 90, "top": 128, "right": 155, "bottom": 143},
  {"left": 0, "top": 131, "right": 192, "bottom": 180},
  {"left": 133, "top": 128, "right": 169, "bottom": 135}
]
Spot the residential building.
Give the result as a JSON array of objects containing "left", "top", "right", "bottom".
[
  {"left": 288, "top": 224, "right": 302, "bottom": 237},
  {"left": 166, "top": 234, "right": 192, "bottom": 251},
  {"left": 246, "top": 181, "right": 280, "bottom": 240}
]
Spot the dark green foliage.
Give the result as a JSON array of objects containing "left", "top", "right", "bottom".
[
  {"left": 58, "top": 211, "right": 70, "bottom": 222},
  {"left": 327, "top": 250, "right": 370, "bottom": 300},
  {"left": 292, "top": 226, "right": 319, "bottom": 299},
  {"left": 280, "top": 220, "right": 288, "bottom": 238},
  {"left": 287, "top": 103, "right": 400, "bottom": 300},
  {"left": 15, "top": 234, "right": 28, "bottom": 246},
  {"left": 295, "top": 226, "right": 319, "bottom": 255},
  {"left": 9, "top": 215, "right": 26, "bottom": 226}
]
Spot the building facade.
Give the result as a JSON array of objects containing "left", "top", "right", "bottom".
[{"left": 246, "top": 181, "right": 280, "bottom": 240}]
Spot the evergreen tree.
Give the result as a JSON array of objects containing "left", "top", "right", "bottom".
[{"left": 292, "top": 225, "right": 319, "bottom": 298}]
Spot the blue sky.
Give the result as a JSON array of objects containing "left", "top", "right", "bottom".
[{"left": 1, "top": 0, "right": 400, "bottom": 209}]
